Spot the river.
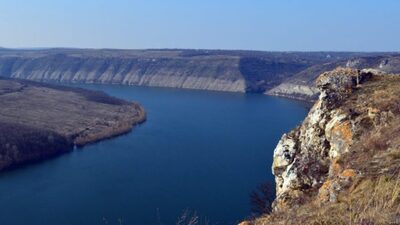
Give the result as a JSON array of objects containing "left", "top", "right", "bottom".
[{"left": 0, "top": 85, "right": 308, "bottom": 225}]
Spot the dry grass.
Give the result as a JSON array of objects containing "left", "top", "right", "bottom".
[
  {"left": 337, "top": 75, "right": 400, "bottom": 178},
  {"left": 251, "top": 174, "right": 400, "bottom": 225},
  {"left": 345, "top": 116, "right": 400, "bottom": 178},
  {"left": 354, "top": 75, "right": 400, "bottom": 114},
  {"left": 249, "top": 75, "right": 400, "bottom": 225}
]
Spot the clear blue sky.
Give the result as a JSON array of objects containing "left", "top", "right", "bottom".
[{"left": 1, "top": 0, "right": 399, "bottom": 51}]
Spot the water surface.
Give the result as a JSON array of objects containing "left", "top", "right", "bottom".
[{"left": 0, "top": 85, "right": 308, "bottom": 225}]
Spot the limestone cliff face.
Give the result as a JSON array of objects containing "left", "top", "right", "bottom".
[
  {"left": 0, "top": 54, "right": 246, "bottom": 92},
  {"left": 2, "top": 48, "right": 396, "bottom": 99},
  {"left": 265, "top": 83, "right": 319, "bottom": 101},
  {"left": 241, "top": 67, "right": 400, "bottom": 224},
  {"left": 271, "top": 68, "right": 382, "bottom": 210},
  {"left": 0, "top": 49, "right": 311, "bottom": 94},
  {"left": 267, "top": 56, "right": 400, "bottom": 101}
]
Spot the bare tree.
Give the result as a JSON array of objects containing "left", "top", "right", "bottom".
[
  {"left": 249, "top": 182, "right": 274, "bottom": 216},
  {"left": 176, "top": 209, "right": 199, "bottom": 225}
]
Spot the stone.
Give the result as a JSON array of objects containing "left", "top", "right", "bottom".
[
  {"left": 272, "top": 131, "right": 298, "bottom": 175},
  {"left": 340, "top": 169, "right": 357, "bottom": 178},
  {"left": 271, "top": 68, "right": 377, "bottom": 210}
]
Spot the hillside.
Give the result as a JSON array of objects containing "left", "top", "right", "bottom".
[
  {"left": 244, "top": 68, "right": 400, "bottom": 225},
  {"left": 0, "top": 78, "right": 145, "bottom": 171},
  {"left": 1, "top": 48, "right": 397, "bottom": 100},
  {"left": 267, "top": 55, "right": 400, "bottom": 100}
]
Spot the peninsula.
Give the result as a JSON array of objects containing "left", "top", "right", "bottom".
[{"left": 0, "top": 78, "right": 145, "bottom": 171}]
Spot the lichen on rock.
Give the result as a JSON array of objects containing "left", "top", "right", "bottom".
[{"left": 271, "top": 68, "right": 381, "bottom": 210}]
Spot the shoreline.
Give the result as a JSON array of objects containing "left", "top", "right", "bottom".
[
  {"left": 73, "top": 103, "right": 147, "bottom": 147},
  {"left": 0, "top": 79, "right": 147, "bottom": 172}
]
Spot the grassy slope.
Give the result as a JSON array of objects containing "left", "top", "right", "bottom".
[{"left": 250, "top": 75, "right": 400, "bottom": 225}]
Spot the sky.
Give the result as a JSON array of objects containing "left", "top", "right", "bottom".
[{"left": 0, "top": 0, "right": 399, "bottom": 51}]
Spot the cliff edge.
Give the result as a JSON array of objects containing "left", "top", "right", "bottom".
[
  {"left": 246, "top": 68, "right": 400, "bottom": 225},
  {"left": 266, "top": 55, "right": 400, "bottom": 101},
  {"left": 2, "top": 48, "right": 399, "bottom": 101}
]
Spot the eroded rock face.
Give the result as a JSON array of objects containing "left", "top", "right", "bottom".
[
  {"left": 266, "top": 83, "right": 319, "bottom": 102},
  {"left": 271, "top": 68, "right": 379, "bottom": 210},
  {"left": 3, "top": 49, "right": 400, "bottom": 101},
  {"left": 0, "top": 49, "right": 316, "bottom": 94}
]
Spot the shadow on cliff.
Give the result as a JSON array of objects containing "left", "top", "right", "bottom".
[{"left": 238, "top": 57, "right": 307, "bottom": 93}]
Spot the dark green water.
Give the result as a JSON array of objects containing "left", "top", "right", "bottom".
[{"left": 0, "top": 85, "right": 308, "bottom": 225}]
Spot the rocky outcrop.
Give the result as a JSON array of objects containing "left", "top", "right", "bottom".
[
  {"left": 241, "top": 67, "right": 400, "bottom": 225},
  {"left": 271, "top": 68, "right": 382, "bottom": 210},
  {"left": 0, "top": 78, "right": 146, "bottom": 171},
  {"left": 266, "top": 83, "right": 319, "bottom": 101}
]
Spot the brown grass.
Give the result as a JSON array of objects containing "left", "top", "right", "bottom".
[
  {"left": 251, "top": 174, "right": 400, "bottom": 225},
  {"left": 248, "top": 75, "right": 400, "bottom": 225}
]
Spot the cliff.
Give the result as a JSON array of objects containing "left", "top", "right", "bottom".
[
  {"left": 1, "top": 48, "right": 396, "bottom": 99},
  {"left": 267, "top": 55, "right": 400, "bottom": 101},
  {"left": 245, "top": 68, "right": 400, "bottom": 225},
  {"left": 0, "top": 78, "right": 145, "bottom": 171}
]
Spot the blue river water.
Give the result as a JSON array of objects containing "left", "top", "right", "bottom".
[{"left": 0, "top": 85, "right": 308, "bottom": 225}]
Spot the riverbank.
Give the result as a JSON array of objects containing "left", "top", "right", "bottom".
[
  {"left": 0, "top": 82, "right": 308, "bottom": 225},
  {"left": 0, "top": 78, "right": 146, "bottom": 171}
]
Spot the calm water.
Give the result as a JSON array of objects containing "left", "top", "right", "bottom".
[{"left": 0, "top": 85, "right": 308, "bottom": 225}]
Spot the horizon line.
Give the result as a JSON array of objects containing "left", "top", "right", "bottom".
[{"left": 1, "top": 46, "right": 400, "bottom": 54}]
